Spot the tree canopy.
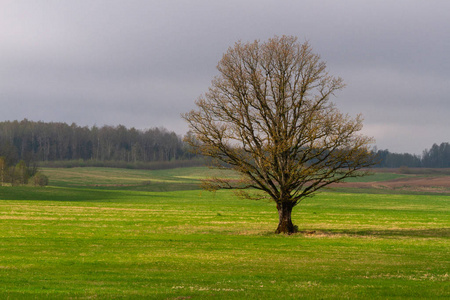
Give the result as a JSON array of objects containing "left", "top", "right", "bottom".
[{"left": 183, "top": 35, "right": 375, "bottom": 234}]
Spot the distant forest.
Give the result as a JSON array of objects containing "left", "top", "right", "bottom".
[
  {"left": 375, "top": 143, "right": 450, "bottom": 168},
  {"left": 0, "top": 119, "right": 449, "bottom": 169},
  {"left": 0, "top": 119, "right": 196, "bottom": 168}
]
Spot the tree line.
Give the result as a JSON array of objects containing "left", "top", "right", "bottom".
[
  {"left": 374, "top": 142, "right": 450, "bottom": 168},
  {"left": 0, "top": 119, "right": 195, "bottom": 166},
  {"left": 0, "top": 119, "right": 449, "bottom": 171}
]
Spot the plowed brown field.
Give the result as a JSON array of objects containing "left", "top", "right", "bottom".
[{"left": 335, "top": 175, "right": 450, "bottom": 193}]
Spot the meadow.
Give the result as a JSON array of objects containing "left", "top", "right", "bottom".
[{"left": 0, "top": 167, "right": 448, "bottom": 299}]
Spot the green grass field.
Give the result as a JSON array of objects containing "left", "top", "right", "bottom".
[{"left": 0, "top": 167, "right": 448, "bottom": 299}]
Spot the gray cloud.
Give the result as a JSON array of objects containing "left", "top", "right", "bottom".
[{"left": 1, "top": 0, "right": 449, "bottom": 154}]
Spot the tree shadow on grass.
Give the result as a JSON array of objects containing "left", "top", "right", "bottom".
[{"left": 296, "top": 228, "right": 450, "bottom": 238}]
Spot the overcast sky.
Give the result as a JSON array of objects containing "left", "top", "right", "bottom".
[{"left": 1, "top": 0, "right": 449, "bottom": 154}]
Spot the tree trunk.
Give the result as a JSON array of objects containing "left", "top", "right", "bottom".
[{"left": 275, "top": 201, "right": 297, "bottom": 234}]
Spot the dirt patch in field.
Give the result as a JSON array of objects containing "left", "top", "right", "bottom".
[{"left": 333, "top": 176, "right": 450, "bottom": 193}]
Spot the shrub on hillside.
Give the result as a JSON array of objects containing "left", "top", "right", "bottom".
[{"left": 30, "top": 172, "right": 49, "bottom": 187}]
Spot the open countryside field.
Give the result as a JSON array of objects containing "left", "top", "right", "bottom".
[{"left": 0, "top": 167, "right": 449, "bottom": 299}]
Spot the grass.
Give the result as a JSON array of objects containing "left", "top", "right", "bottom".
[
  {"left": 39, "top": 166, "right": 409, "bottom": 191},
  {"left": 344, "top": 172, "right": 407, "bottom": 182},
  {"left": 0, "top": 167, "right": 448, "bottom": 299},
  {"left": 39, "top": 167, "right": 233, "bottom": 191}
]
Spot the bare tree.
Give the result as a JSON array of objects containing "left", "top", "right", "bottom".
[{"left": 183, "top": 36, "right": 375, "bottom": 234}]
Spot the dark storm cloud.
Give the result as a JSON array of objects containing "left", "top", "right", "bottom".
[{"left": 1, "top": 0, "right": 449, "bottom": 154}]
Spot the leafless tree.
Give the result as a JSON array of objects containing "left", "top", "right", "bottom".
[{"left": 183, "top": 36, "right": 375, "bottom": 234}]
